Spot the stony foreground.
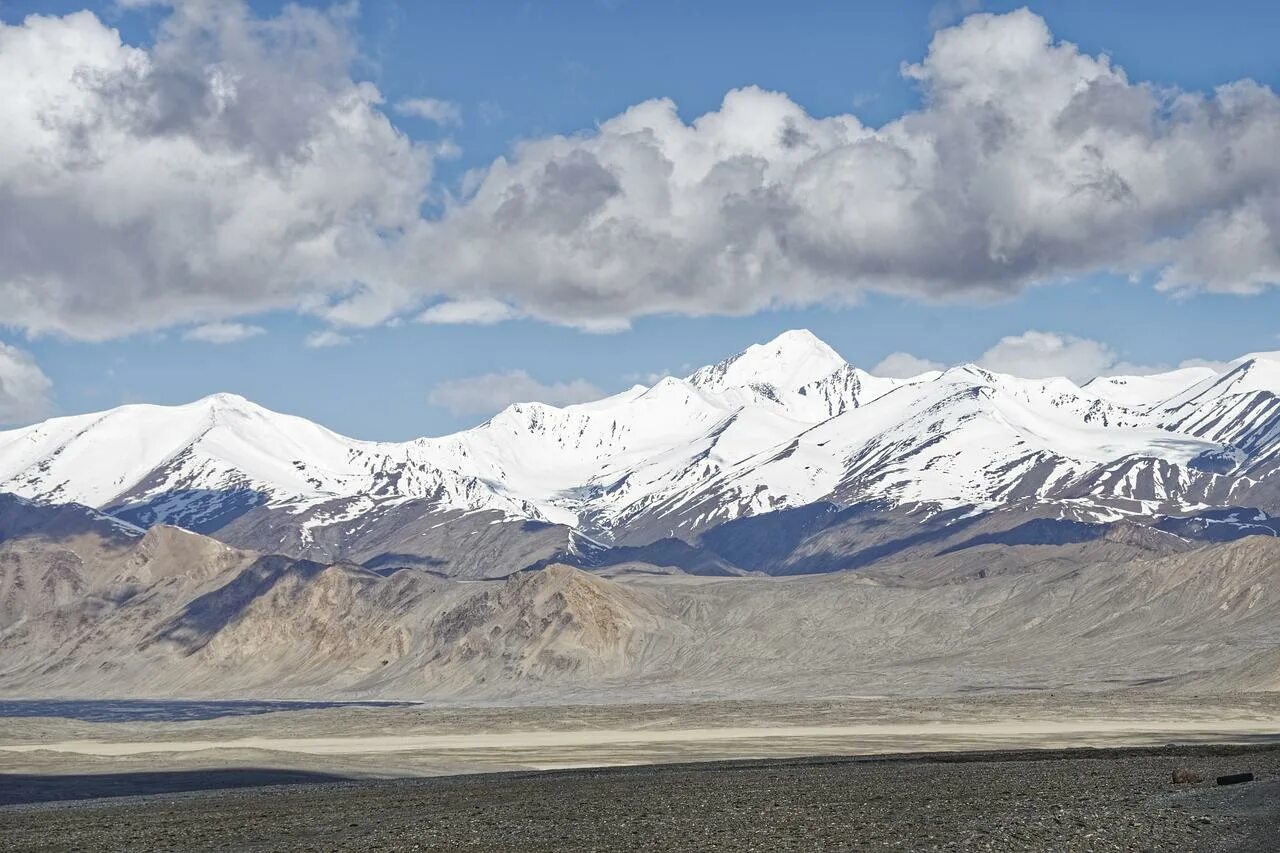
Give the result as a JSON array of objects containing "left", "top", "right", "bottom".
[{"left": 2, "top": 744, "right": 1277, "bottom": 852}]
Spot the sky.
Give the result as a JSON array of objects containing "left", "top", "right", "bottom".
[{"left": 0, "top": 0, "right": 1278, "bottom": 440}]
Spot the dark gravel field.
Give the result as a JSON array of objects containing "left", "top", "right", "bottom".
[{"left": 2, "top": 744, "right": 1277, "bottom": 852}]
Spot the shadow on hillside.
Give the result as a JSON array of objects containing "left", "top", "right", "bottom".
[
  {"left": 0, "top": 492, "right": 141, "bottom": 545},
  {"left": 937, "top": 518, "right": 1106, "bottom": 554},
  {"left": 105, "top": 487, "right": 268, "bottom": 534},
  {"left": 0, "top": 768, "right": 350, "bottom": 806},
  {"left": 148, "top": 555, "right": 328, "bottom": 653},
  {"left": 363, "top": 552, "right": 448, "bottom": 574}
]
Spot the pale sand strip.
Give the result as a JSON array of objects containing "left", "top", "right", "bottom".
[{"left": 4, "top": 717, "right": 1279, "bottom": 757}]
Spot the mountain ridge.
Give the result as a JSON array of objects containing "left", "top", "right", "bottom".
[
  {"left": 1, "top": 330, "right": 1277, "bottom": 575},
  {"left": 3, "top": 492, "right": 1279, "bottom": 700}
]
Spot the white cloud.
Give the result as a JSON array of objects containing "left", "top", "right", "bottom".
[
  {"left": 395, "top": 97, "right": 462, "bottom": 126},
  {"left": 416, "top": 298, "right": 520, "bottom": 326},
  {"left": 2, "top": 6, "right": 1279, "bottom": 340},
  {"left": 427, "top": 371, "right": 603, "bottom": 416},
  {"left": 305, "top": 329, "right": 354, "bottom": 348},
  {"left": 976, "top": 331, "right": 1119, "bottom": 383},
  {"left": 0, "top": 343, "right": 53, "bottom": 425},
  {"left": 872, "top": 352, "right": 945, "bottom": 378},
  {"left": 972, "top": 331, "right": 1232, "bottom": 383},
  {"left": 371, "top": 9, "right": 1280, "bottom": 330},
  {"left": 183, "top": 322, "right": 264, "bottom": 344},
  {"left": 0, "top": 1, "right": 432, "bottom": 340}
]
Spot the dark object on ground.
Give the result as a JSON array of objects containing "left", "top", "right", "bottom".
[
  {"left": 1217, "top": 772, "right": 1256, "bottom": 786},
  {"left": 2, "top": 744, "right": 1279, "bottom": 852},
  {"left": 1172, "top": 767, "right": 1203, "bottom": 783}
]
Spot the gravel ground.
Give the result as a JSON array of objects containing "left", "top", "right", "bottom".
[{"left": 1, "top": 744, "right": 1277, "bottom": 852}]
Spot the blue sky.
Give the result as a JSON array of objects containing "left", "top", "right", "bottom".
[{"left": 1, "top": 0, "right": 1279, "bottom": 439}]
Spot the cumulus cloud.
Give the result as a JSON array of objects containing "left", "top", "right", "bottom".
[
  {"left": 395, "top": 97, "right": 461, "bottom": 125},
  {"left": 0, "top": 1, "right": 431, "bottom": 340},
  {"left": 183, "top": 322, "right": 264, "bottom": 344},
  {"left": 0, "top": 344, "right": 53, "bottom": 425},
  {"left": 976, "top": 331, "right": 1120, "bottom": 383},
  {"left": 377, "top": 8, "right": 1280, "bottom": 330},
  {"left": 3, "top": 5, "right": 1279, "bottom": 339},
  {"left": 427, "top": 371, "right": 603, "bottom": 416},
  {"left": 872, "top": 352, "right": 945, "bottom": 378}
]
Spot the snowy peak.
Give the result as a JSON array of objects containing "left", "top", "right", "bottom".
[
  {"left": 682, "top": 330, "right": 896, "bottom": 421},
  {"left": 686, "top": 329, "right": 847, "bottom": 396},
  {"left": 201, "top": 391, "right": 256, "bottom": 410},
  {"left": 0, "top": 391, "right": 370, "bottom": 519}
]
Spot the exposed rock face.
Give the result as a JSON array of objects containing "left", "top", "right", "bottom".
[
  {"left": 170, "top": 562, "right": 417, "bottom": 692},
  {"left": 0, "top": 493, "right": 142, "bottom": 628},
  {"left": 123, "top": 524, "right": 252, "bottom": 585},
  {"left": 423, "top": 565, "right": 669, "bottom": 689}
]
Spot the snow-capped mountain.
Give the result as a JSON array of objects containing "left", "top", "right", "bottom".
[{"left": 1, "top": 330, "right": 1278, "bottom": 573}]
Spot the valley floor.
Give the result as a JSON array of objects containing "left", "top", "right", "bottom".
[
  {"left": 2, "top": 743, "right": 1277, "bottom": 852},
  {"left": 4, "top": 693, "right": 1280, "bottom": 786},
  {"left": 2, "top": 692, "right": 1279, "bottom": 851}
]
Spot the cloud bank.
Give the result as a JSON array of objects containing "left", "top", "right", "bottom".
[
  {"left": 0, "top": 1, "right": 431, "bottom": 340},
  {"left": 382, "top": 8, "right": 1280, "bottom": 331},
  {"left": 1, "top": 3, "right": 1278, "bottom": 340},
  {"left": 0, "top": 344, "right": 53, "bottom": 425}
]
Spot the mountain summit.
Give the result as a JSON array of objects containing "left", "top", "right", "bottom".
[{"left": 687, "top": 329, "right": 847, "bottom": 393}]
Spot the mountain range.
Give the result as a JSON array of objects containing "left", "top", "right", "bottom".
[
  {"left": 1, "top": 329, "right": 1277, "bottom": 579},
  {"left": 3, "top": 329, "right": 1280, "bottom": 700},
  {"left": 2, "top": 489, "right": 1278, "bottom": 700}
]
